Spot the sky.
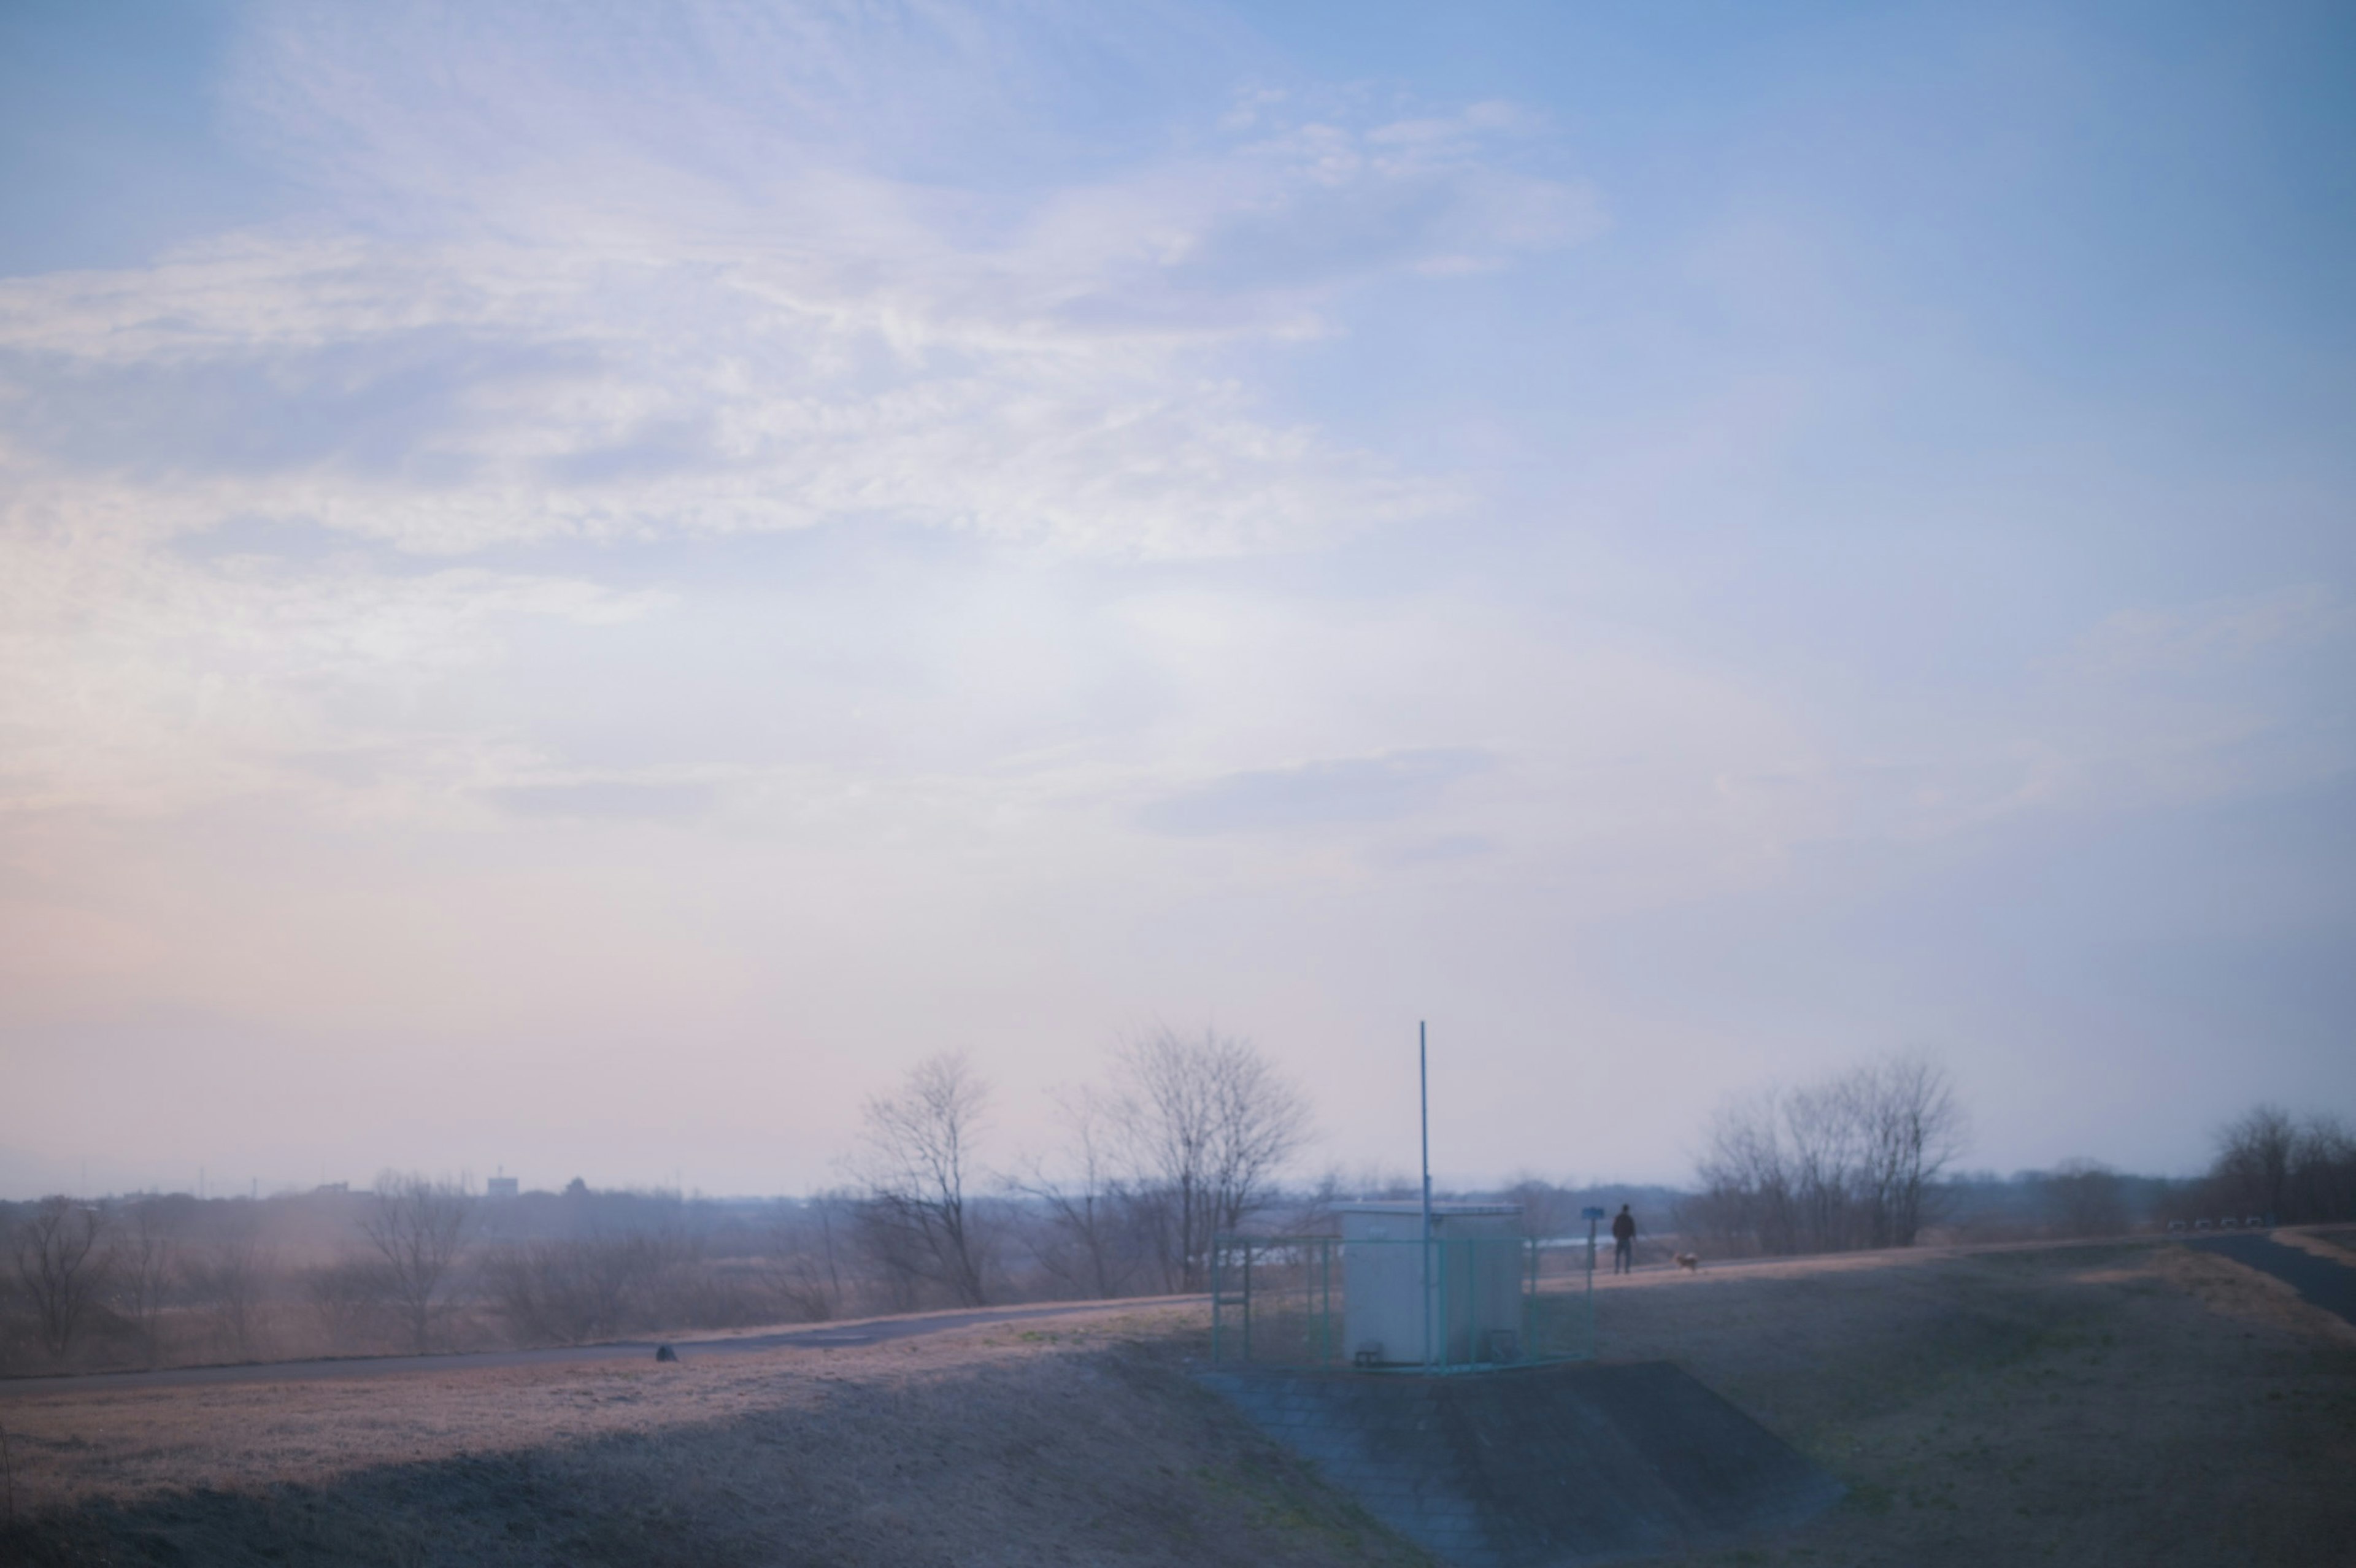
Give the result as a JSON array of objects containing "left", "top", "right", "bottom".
[{"left": 2, "top": 0, "right": 2351, "bottom": 1199}]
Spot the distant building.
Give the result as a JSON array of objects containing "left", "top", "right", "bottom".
[{"left": 487, "top": 1175, "right": 519, "bottom": 1201}]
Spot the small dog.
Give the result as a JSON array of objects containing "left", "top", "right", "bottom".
[{"left": 1673, "top": 1252, "right": 1701, "bottom": 1272}]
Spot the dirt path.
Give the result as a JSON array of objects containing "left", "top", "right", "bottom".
[
  {"left": 0, "top": 1296, "right": 1201, "bottom": 1399},
  {"left": 2189, "top": 1232, "right": 2356, "bottom": 1324}
]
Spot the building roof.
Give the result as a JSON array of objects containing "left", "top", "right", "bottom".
[{"left": 1330, "top": 1201, "right": 1520, "bottom": 1216}]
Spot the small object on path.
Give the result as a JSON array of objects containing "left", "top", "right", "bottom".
[
  {"left": 1675, "top": 1253, "right": 1701, "bottom": 1272},
  {"left": 655, "top": 1345, "right": 679, "bottom": 1362}
]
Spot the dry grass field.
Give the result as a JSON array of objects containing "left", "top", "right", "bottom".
[
  {"left": 1591, "top": 1237, "right": 2356, "bottom": 1566},
  {"left": 1, "top": 1238, "right": 2350, "bottom": 1566}
]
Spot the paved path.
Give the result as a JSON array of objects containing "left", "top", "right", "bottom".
[
  {"left": 0, "top": 1297, "right": 1198, "bottom": 1400},
  {"left": 2189, "top": 1233, "right": 2356, "bottom": 1325}
]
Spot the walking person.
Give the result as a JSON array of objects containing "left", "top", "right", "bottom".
[{"left": 1611, "top": 1204, "right": 1636, "bottom": 1275}]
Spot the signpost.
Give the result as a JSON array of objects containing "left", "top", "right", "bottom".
[{"left": 1580, "top": 1205, "right": 1606, "bottom": 1313}]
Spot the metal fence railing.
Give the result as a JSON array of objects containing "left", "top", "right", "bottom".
[{"left": 1209, "top": 1234, "right": 1596, "bottom": 1372}]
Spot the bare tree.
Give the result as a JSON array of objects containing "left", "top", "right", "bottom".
[
  {"left": 852, "top": 1199, "right": 934, "bottom": 1312},
  {"left": 10, "top": 1198, "right": 105, "bottom": 1357},
  {"left": 2039, "top": 1159, "right": 2126, "bottom": 1237},
  {"left": 483, "top": 1234, "right": 645, "bottom": 1344},
  {"left": 1015, "top": 1087, "right": 1150, "bottom": 1300},
  {"left": 1689, "top": 1055, "right": 1965, "bottom": 1256},
  {"left": 1852, "top": 1056, "right": 1966, "bottom": 1247},
  {"left": 2206, "top": 1107, "right": 2356, "bottom": 1223},
  {"left": 184, "top": 1220, "right": 275, "bottom": 1360},
  {"left": 2212, "top": 1105, "right": 2298, "bottom": 1220},
  {"left": 767, "top": 1191, "right": 857, "bottom": 1320},
  {"left": 2291, "top": 1115, "right": 2356, "bottom": 1221},
  {"left": 108, "top": 1197, "right": 182, "bottom": 1366},
  {"left": 1500, "top": 1177, "right": 1582, "bottom": 1243},
  {"left": 362, "top": 1172, "right": 475, "bottom": 1352},
  {"left": 852, "top": 1054, "right": 992, "bottom": 1307},
  {"left": 1109, "top": 1027, "right": 1312, "bottom": 1291},
  {"left": 1688, "top": 1087, "right": 1800, "bottom": 1256},
  {"left": 1787, "top": 1078, "right": 1866, "bottom": 1248},
  {"left": 306, "top": 1257, "right": 395, "bottom": 1351}
]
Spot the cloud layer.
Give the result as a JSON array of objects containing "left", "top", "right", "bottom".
[{"left": 2, "top": 0, "right": 2349, "bottom": 1197}]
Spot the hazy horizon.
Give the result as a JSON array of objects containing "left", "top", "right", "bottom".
[
  {"left": 0, "top": 1148, "right": 2224, "bottom": 1209},
  {"left": 3, "top": 1, "right": 2351, "bottom": 1201}
]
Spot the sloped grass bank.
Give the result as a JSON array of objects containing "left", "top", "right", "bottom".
[
  {"left": 6, "top": 1245, "right": 2353, "bottom": 1567},
  {"left": 1592, "top": 1242, "right": 2356, "bottom": 1566},
  {"left": 0, "top": 1327, "right": 1428, "bottom": 1568}
]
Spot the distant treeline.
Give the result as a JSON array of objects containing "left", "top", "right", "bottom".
[
  {"left": 9, "top": 1036, "right": 2350, "bottom": 1372},
  {"left": 0, "top": 1029, "right": 1321, "bottom": 1374},
  {"left": 0, "top": 1172, "right": 1694, "bottom": 1377},
  {"left": 1678, "top": 1066, "right": 2356, "bottom": 1258},
  {"left": 1678, "top": 1056, "right": 1966, "bottom": 1256}
]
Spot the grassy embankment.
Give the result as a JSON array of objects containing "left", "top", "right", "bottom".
[{"left": 2, "top": 1235, "right": 2351, "bottom": 1566}]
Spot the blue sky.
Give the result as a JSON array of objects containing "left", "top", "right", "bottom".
[{"left": 1, "top": 1, "right": 2350, "bottom": 1196}]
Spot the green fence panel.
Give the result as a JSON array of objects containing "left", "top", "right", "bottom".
[{"left": 1209, "top": 1234, "right": 1596, "bottom": 1373}]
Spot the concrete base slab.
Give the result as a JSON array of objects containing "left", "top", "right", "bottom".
[{"left": 1197, "top": 1361, "right": 1843, "bottom": 1567}]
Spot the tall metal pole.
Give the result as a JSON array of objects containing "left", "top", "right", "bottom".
[{"left": 1420, "top": 1020, "right": 1433, "bottom": 1366}]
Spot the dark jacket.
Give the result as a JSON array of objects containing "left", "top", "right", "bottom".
[{"left": 1611, "top": 1211, "right": 1636, "bottom": 1242}]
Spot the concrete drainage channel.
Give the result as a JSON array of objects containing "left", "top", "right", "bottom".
[{"left": 1196, "top": 1361, "right": 1843, "bottom": 1568}]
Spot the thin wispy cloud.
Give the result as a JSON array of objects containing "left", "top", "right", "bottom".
[{"left": 1138, "top": 748, "right": 1493, "bottom": 836}]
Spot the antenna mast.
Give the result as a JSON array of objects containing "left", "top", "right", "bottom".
[{"left": 1420, "top": 1020, "right": 1433, "bottom": 1363}]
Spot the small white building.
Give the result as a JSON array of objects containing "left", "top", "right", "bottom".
[{"left": 1335, "top": 1201, "right": 1523, "bottom": 1368}]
